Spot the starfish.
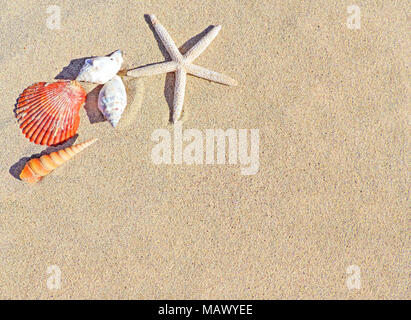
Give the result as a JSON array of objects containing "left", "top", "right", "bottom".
[{"left": 127, "top": 14, "right": 237, "bottom": 123}]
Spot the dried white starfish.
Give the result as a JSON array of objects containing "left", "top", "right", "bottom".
[{"left": 127, "top": 14, "right": 237, "bottom": 122}]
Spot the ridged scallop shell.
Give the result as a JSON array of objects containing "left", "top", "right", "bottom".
[
  {"left": 98, "top": 75, "right": 127, "bottom": 127},
  {"left": 76, "top": 50, "right": 123, "bottom": 84},
  {"left": 20, "top": 139, "right": 97, "bottom": 183},
  {"left": 15, "top": 80, "right": 86, "bottom": 146}
]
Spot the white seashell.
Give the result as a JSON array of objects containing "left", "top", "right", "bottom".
[
  {"left": 76, "top": 50, "right": 123, "bottom": 84},
  {"left": 98, "top": 75, "right": 127, "bottom": 127}
]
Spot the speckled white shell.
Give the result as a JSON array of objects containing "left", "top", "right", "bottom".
[
  {"left": 98, "top": 75, "right": 127, "bottom": 127},
  {"left": 76, "top": 50, "right": 123, "bottom": 84}
]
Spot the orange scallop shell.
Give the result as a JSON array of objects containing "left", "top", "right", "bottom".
[{"left": 15, "top": 80, "right": 86, "bottom": 146}]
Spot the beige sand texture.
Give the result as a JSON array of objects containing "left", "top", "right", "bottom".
[{"left": 0, "top": 0, "right": 409, "bottom": 299}]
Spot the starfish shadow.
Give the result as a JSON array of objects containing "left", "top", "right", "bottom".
[
  {"left": 9, "top": 135, "right": 79, "bottom": 181},
  {"left": 179, "top": 26, "right": 215, "bottom": 55},
  {"left": 143, "top": 14, "right": 216, "bottom": 122},
  {"left": 164, "top": 73, "right": 175, "bottom": 122}
]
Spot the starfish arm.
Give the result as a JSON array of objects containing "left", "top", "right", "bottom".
[
  {"left": 127, "top": 61, "right": 177, "bottom": 77},
  {"left": 172, "top": 68, "right": 187, "bottom": 123},
  {"left": 184, "top": 25, "right": 222, "bottom": 63},
  {"left": 186, "top": 64, "right": 238, "bottom": 86},
  {"left": 149, "top": 14, "right": 183, "bottom": 62}
]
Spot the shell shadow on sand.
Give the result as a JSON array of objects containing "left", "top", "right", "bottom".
[
  {"left": 54, "top": 50, "right": 121, "bottom": 80},
  {"left": 9, "top": 135, "right": 79, "bottom": 181},
  {"left": 143, "top": 14, "right": 215, "bottom": 123},
  {"left": 83, "top": 84, "right": 105, "bottom": 124},
  {"left": 54, "top": 57, "right": 93, "bottom": 80}
]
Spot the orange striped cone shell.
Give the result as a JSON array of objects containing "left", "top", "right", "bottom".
[
  {"left": 20, "top": 139, "right": 97, "bottom": 183},
  {"left": 15, "top": 80, "right": 86, "bottom": 146}
]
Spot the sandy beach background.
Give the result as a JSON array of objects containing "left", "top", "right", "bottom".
[{"left": 0, "top": 0, "right": 408, "bottom": 299}]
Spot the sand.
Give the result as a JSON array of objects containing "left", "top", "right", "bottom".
[{"left": 0, "top": 0, "right": 409, "bottom": 299}]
